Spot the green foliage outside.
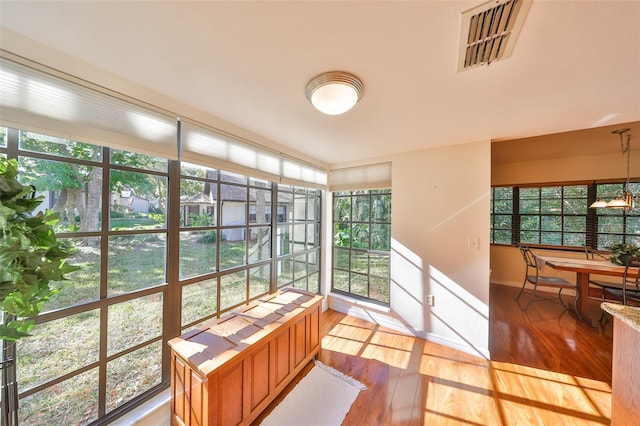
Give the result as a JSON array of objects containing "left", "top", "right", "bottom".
[
  {"left": 0, "top": 158, "right": 80, "bottom": 340},
  {"left": 332, "top": 190, "right": 391, "bottom": 304}
]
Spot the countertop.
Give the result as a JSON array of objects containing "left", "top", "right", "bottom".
[{"left": 601, "top": 303, "right": 640, "bottom": 331}]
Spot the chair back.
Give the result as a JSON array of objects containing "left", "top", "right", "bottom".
[
  {"left": 622, "top": 264, "right": 640, "bottom": 305},
  {"left": 518, "top": 244, "right": 536, "bottom": 267},
  {"left": 584, "top": 245, "right": 594, "bottom": 259}
]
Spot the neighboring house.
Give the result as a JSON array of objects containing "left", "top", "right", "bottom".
[{"left": 180, "top": 183, "right": 282, "bottom": 241}]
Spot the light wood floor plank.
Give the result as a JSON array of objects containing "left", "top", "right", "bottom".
[{"left": 254, "top": 284, "right": 613, "bottom": 425}]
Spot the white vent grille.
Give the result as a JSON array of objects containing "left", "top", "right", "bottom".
[{"left": 458, "top": 0, "right": 532, "bottom": 71}]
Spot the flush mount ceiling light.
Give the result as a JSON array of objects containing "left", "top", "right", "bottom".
[{"left": 305, "top": 71, "right": 363, "bottom": 115}]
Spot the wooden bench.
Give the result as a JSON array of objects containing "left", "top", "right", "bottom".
[{"left": 168, "top": 288, "right": 323, "bottom": 426}]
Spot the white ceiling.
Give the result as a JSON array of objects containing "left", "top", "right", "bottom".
[{"left": 1, "top": 1, "right": 639, "bottom": 167}]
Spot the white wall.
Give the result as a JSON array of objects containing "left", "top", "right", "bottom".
[{"left": 329, "top": 140, "right": 491, "bottom": 358}]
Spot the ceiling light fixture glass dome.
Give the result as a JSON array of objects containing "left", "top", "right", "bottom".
[{"left": 305, "top": 71, "right": 364, "bottom": 115}]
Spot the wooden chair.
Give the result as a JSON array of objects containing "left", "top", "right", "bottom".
[
  {"left": 602, "top": 264, "right": 640, "bottom": 307},
  {"left": 515, "top": 244, "right": 576, "bottom": 310},
  {"left": 585, "top": 245, "right": 639, "bottom": 306}
]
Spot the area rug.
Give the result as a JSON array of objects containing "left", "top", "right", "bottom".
[{"left": 259, "top": 360, "right": 367, "bottom": 426}]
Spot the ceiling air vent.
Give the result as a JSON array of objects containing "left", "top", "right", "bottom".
[{"left": 458, "top": 0, "right": 532, "bottom": 72}]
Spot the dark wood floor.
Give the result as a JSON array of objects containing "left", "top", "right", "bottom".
[{"left": 254, "top": 284, "right": 614, "bottom": 425}]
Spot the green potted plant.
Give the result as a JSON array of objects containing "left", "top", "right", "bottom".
[
  {"left": 0, "top": 157, "right": 79, "bottom": 425},
  {"left": 606, "top": 242, "right": 640, "bottom": 266}
]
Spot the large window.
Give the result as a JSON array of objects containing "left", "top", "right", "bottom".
[
  {"left": 275, "top": 185, "right": 322, "bottom": 293},
  {"left": 0, "top": 126, "right": 323, "bottom": 425},
  {"left": 332, "top": 189, "right": 391, "bottom": 304},
  {"left": 490, "top": 182, "right": 640, "bottom": 249},
  {"left": 7, "top": 129, "right": 168, "bottom": 425}
]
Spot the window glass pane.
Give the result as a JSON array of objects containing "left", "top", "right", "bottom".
[
  {"left": 108, "top": 233, "right": 167, "bottom": 295},
  {"left": 541, "top": 216, "right": 561, "bottom": 231},
  {"left": 106, "top": 341, "right": 162, "bottom": 413},
  {"left": 295, "top": 254, "right": 307, "bottom": 277},
  {"left": 564, "top": 233, "right": 585, "bottom": 246},
  {"left": 519, "top": 188, "right": 539, "bottom": 199},
  {"left": 626, "top": 216, "right": 640, "bottom": 234},
  {"left": 181, "top": 179, "right": 216, "bottom": 227},
  {"left": 333, "top": 270, "right": 349, "bottom": 292},
  {"left": 307, "top": 223, "right": 319, "bottom": 248},
  {"left": 494, "top": 230, "right": 512, "bottom": 244},
  {"left": 220, "top": 231, "right": 246, "bottom": 270},
  {"left": 294, "top": 193, "right": 306, "bottom": 221},
  {"left": 493, "top": 187, "right": 512, "bottom": 199},
  {"left": 249, "top": 188, "right": 271, "bottom": 224},
  {"left": 334, "top": 196, "right": 350, "bottom": 221},
  {"left": 0, "top": 127, "right": 6, "bottom": 147},
  {"left": 110, "top": 149, "right": 167, "bottom": 172},
  {"left": 598, "top": 216, "right": 624, "bottom": 233},
  {"left": 541, "top": 199, "right": 561, "bottom": 214},
  {"left": 372, "top": 194, "right": 390, "bottom": 222},
  {"left": 180, "top": 230, "right": 217, "bottom": 279},
  {"left": 278, "top": 190, "right": 292, "bottom": 223},
  {"left": 350, "top": 273, "right": 368, "bottom": 297},
  {"left": 521, "top": 230, "right": 539, "bottom": 244},
  {"left": 493, "top": 215, "right": 511, "bottom": 229},
  {"left": 249, "top": 176, "right": 270, "bottom": 187},
  {"left": 109, "top": 170, "right": 167, "bottom": 230},
  {"left": 334, "top": 247, "right": 349, "bottom": 270},
  {"left": 293, "top": 223, "right": 306, "bottom": 252},
  {"left": 353, "top": 195, "right": 370, "bottom": 222},
  {"left": 277, "top": 224, "right": 292, "bottom": 256},
  {"left": 597, "top": 183, "right": 624, "bottom": 199},
  {"left": 17, "top": 310, "right": 99, "bottom": 392},
  {"left": 541, "top": 232, "right": 562, "bottom": 245},
  {"left": 371, "top": 224, "right": 391, "bottom": 250},
  {"left": 563, "top": 216, "right": 585, "bottom": 232},
  {"left": 182, "top": 279, "right": 217, "bottom": 327},
  {"left": 351, "top": 223, "right": 369, "bottom": 249},
  {"left": 564, "top": 198, "right": 586, "bottom": 214},
  {"left": 181, "top": 162, "right": 217, "bottom": 179},
  {"left": 352, "top": 251, "right": 368, "bottom": 274},
  {"left": 307, "top": 195, "right": 320, "bottom": 220},
  {"left": 18, "top": 368, "right": 99, "bottom": 426},
  {"left": 42, "top": 236, "right": 100, "bottom": 312},
  {"left": 308, "top": 272, "right": 320, "bottom": 294},
  {"left": 519, "top": 199, "right": 539, "bottom": 214},
  {"left": 520, "top": 216, "right": 540, "bottom": 231},
  {"left": 220, "top": 170, "right": 246, "bottom": 184},
  {"left": 249, "top": 265, "right": 270, "bottom": 298},
  {"left": 249, "top": 226, "right": 271, "bottom": 263},
  {"left": 308, "top": 250, "right": 319, "bottom": 275},
  {"left": 370, "top": 275, "right": 390, "bottom": 304},
  {"left": 221, "top": 184, "right": 247, "bottom": 225},
  {"left": 19, "top": 156, "right": 102, "bottom": 233},
  {"left": 493, "top": 199, "right": 513, "bottom": 213},
  {"left": 541, "top": 186, "right": 560, "bottom": 198},
  {"left": 220, "top": 270, "right": 247, "bottom": 311},
  {"left": 20, "top": 131, "right": 102, "bottom": 161},
  {"left": 108, "top": 293, "right": 163, "bottom": 356},
  {"left": 277, "top": 258, "right": 293, "bottom": 288}
]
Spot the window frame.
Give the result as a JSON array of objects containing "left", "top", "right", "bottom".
[
  {"left": 490, "top": 180, "right": 640, "bottom": 250},
  {"left": 331, "top": 189, "right": 391, "bottom": 305},
  {"left": 0, "top": 126, "right": 324, "bottom": 425}
]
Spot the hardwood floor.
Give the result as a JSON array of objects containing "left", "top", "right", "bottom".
[{"left": 255, "top": 284, "right": 614, "bottom": 425}]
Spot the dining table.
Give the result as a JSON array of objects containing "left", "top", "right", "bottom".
[{"left": 535, "top": 255, "right": 639, "bottom": 327}]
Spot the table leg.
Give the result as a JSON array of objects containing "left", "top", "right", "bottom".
[{"left": 574, "top": 272, "right": 598, "bottom": 327}]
